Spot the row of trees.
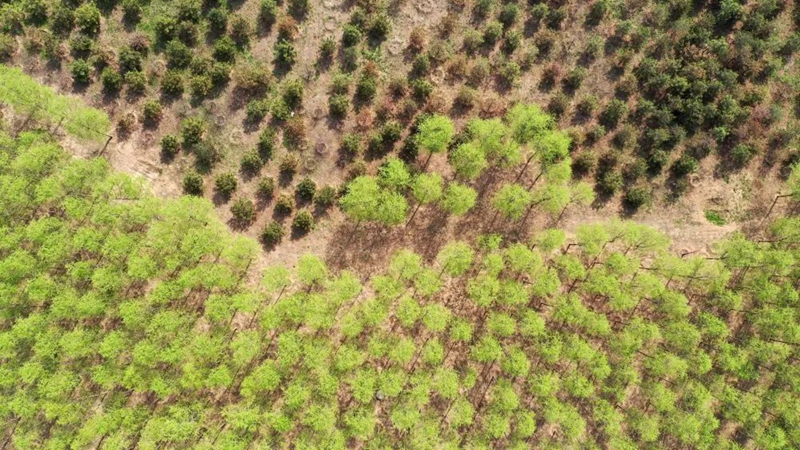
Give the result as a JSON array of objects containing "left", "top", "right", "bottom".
[
  {"left": 1, "top": 128, "right": 799, "bottom": 449},
  {"left": 339, "top": 105, "right": 594, "bottom": 232}
]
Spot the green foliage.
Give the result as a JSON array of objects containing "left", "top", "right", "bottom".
[
  {"left": 215, "top": 172, "right": 238, "bottom": 198},
  {"left": 0, "top": 65, "right": 110, "bottom": 141}
]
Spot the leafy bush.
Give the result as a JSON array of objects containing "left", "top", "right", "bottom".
[
  {"left": 257, "top": 128, "right": 277, "bottom": 160},
  {"left": 207, "top": 7, "right": 228, "bottom": 34},
  {"left": 258, "top": 177, "right": 275, "bottom": 198},
  {"left": 315, "top": 186, "right": 336, "bottom": 208},
  {"left": 341, "top": 133, "right": 362, "bottom": 158},
  {"left": 731, "top": 143, "right": 755, "bottom": 166},
  {"left": 142, "top": 100, "right": 162, "bottom": 125},
  {"left": 624, "top": 187, "right": 650, "bottom": 209},
  {"left": 275, "top": 40, "right": 297, "bottom": 67},
  {"left": 342, "top": 24, "right": 362, "bottom": 47},
  {"left": 329, "top": 95, "right": 349, "bottom": 120},
  {"left": 279, "top": 154, "right": 300, "bottom": 177},
  {"left": 231, "top": 198, "right": 257, "bottom": 225},
  {"left": 189, "top": 75, "right": 213, "bottom": 98},
  {"left": 74, "top": 3, "right": 101, "bottom": 35},
  {"left": 182, "top": 171, "right": 204, "bottom": 195},
  {"left": 70, "top": 59, "right": 91, "bottom": 84},
  {"left": 282, "top": 80, "right": 304, "bottom": 108},
  {"left": 259, "top": 0, "right": 278, "bottom": 27},
  {"left": 369, "top": 14, "right": 391, "bottom": 41},
  {"left": 600, "top": 99, "right": 628, "bottom": 129},
  {"left": 100, "top": 68, "right": 123, "bottom": 93},
  {"left": 356, "top": 74, "right": 378, "bottom": 102},
  {"left": 125, "top": 71, "right": 147, "bottom": 94},
  {"left": 213, "top": 36, "right": 237, "bottom": 63},
  {"left": 671, "top": 155, "right": 699, "bottom": 176},
  {"left": 275, "top": 194, "right": 294, "bottom": 214},
  {"left": 261, "top": 221, "right": 285, "bottom": 246},
  {"left": 598, "top": 170, "right": 623, "bottom": 194},
  {"left": 245, "top": 99, "right": 270, "bottom": 123},
  {"left": 166, "top": 40, "right": 193, "bottom": 68},
  {"left": 229, "top": 15, "right": 252, "bottom": 46},
  {"left": 215, "top": 172, "right": 238, "bottom": 198},
  {"left": 161, "top": 134, "right": 180, "bottom": 158},
  {"left": 296, "top": 177, "right": 317, "bottom": 201},
  {"left": 161, "top": 70, "right": 184, "bottom": 96},
  {"left": 240, "top": 150, "right": 263, "bottom": 174},
  {"left": 181, "top": 117, "right": 205, "bottom": 147},
  {"left": 483, "top": 21, "right": 503, "bottom": 46},
  {"left": 292, "top": 210, "right": 315, "bottom": 233},
  {"left": 118, "top": 46, "right": 143, "bottom": 73}
]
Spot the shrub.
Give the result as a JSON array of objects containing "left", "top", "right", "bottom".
[
  {"left": 498, "top": 60, "right": 521, "bottom": 87},
  {"left": 69, "top": 35, "right": 93, "bottom": 56},
  {"left": 319, "top": 37, "right": 336, "bottom": 62},
  {"left": 598, "top": 170, "right": 623, "bottom": 194},
  {"left": 573, "top": 151, "right": 597, "bottom": 174},
  {"left": 258, "top": 177, "right": 276, "bottom": 198},
  {"left": 270, "top": 98, "right": 291, "bottom": 122},
  {"left": 125, "top": 71, "right": 147, "bottom": 94},
  {"left": 502, "top": 29, "right": 522, "bottom": 55},
  {"left": 624, "top": 187, "right": 650, "bottom": 209},
  {"left": 454, "top": 86, "right": 478, "bottom": 110},
  {"left": 547, "top": 93, "right": 569, "bottom": 118},
  {"left": 259, "top": 0, "right": 278, "bottom": 27},
  {"left": 467, "top": 58, "right": 490, "bottom": 86},
  {"left": 142, "top": 100, "right": 163, "bottom": 125},
  {"left": 118, "top": 46, "right": 142, "bottom": 73},
  {"left": 564, "top": 67, "right": 587, "bottom": 90},
  {"left": 282, "top": 80, "right": 304, "bottom": 108},
  {"left": 577, "top": 95, "right": 599, "bottom": 116},
  {"left": 296, "top": 177, "right": 317, "bottom": 201},
  {"left": 101, "top": 68, "right": 123, "bottom": 93},
  {"left": 342, "top": 47, "right": 359, "bottom": 72},
  {"left": 245, "top": 99, "right": 270, "bottom": 123},
  {"left": 369, "top": 14, "right": 391, "bottom": 40},
  {"left": 75, "top": 3, "right": 101, "bottom": 35},
  {"left": 601, "top": 99, "right": 628, "bottom": 129},
  {"left": 234, "top": 62, "right": 271, "bottom": 96},
  {"left": 283, "top": 117, "right": 306, "bottom": 150},
  {"left": 342, "top": 24, "right": 362, "bottom": 47},
  {"left": 176, "top": 0, "right": 202, "bottom": 23},
  {"left": 341, "top": 133, "right": 362, "bottom": 158},
  {"left": 51, "top": 5, "right": 75, "bottom": 34},
  {"left": 647, "top": 150, "right": 670, "bottom": 173},
  {"left": 231, "top": 198, "right": 257, "bottom": 225},
  {"left": 499, "top": 4, "right": 519, "bottom": 29},
  {"left": 483, "top": 21, "right": 503, "bottom": 46},
  {"left": 207, "top": 7, "right": 228, "bottom": 34},
  {"left": 161, "top": 70, "right": 184, "bottom": 96},
  {"left": 181, "top": 117, "right": 205, "bottom": 147},
  {"left": 160, "top": 135, "right": 180, "bottom": 158},
  {"left": 279, "top": 154, "right": 300, "bottom": 177},
  {"left": 209, "top": 62, "right": 231, "bottom": 87},
  {"left": 356, "top": 74, "right": 378, "bottom": 102},
  {"left": 229, "top": 15, "right": 251, "bottom": 46},
  {"left": 411, "top": 79, "right": 433, "bottom": 101},
  {"left": 289, "top": 0, "right": 310, "bottom": 18},
  {"left": 189, "top": 75, "right": 213, "bottom": 98},
  {"left": 315, "top": 186, "right": 336, "bottom": 208},
  {"left": 612, "top": 125, "right": 637, "bottom": 150},
  {"left": 275, "top": 194, "right": 294, "bottom": 214},
  {"left": 329, "top": 95, "right": 350, "bottom": 119},
  {"left": 70, "top": 59, "right": 91, "bottom": 84},
  {"left": 166, "top": 40, "right": 193, "bottom": 68},
  {"left": 463, "top": 30, "right": 484, "bottom": 53},
  {"left": 671, "top": 154, "right": 699, "bottom": 176},
  {"left": 412, "top": 54, "right": 431, "bottom": 77},
  {"left": 215, "top": 173, "right": 238, "bottom": 198},
  {"left": 731, "top": 143, "right": 755, "bottom": 166},
  {"left": 240, "top": 150, "right": 263, "bottom": 173},
  {"left": 275, "top": 40, "right": 297, "bottom": 67},
  {"left": 261, "top": 221, "right": 285, "bottom": 246},
  {"left": 183, "top": 171, "right": 204, "bottom": 195},
  {"left": 292, "top": 210, "right": 315, "bottom": 233},
  {"left": 213, "top": 36, "right": 237, "bottom": 63},
  {"left": 257, "top": 128, "right": 277, "bottom": 160}
]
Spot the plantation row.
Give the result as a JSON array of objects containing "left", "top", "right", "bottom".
[{"left": 1, "top": 129, "right": 798, "bottom": 449}]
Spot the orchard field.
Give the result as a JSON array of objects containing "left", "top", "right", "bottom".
[{"left": 0, "top": 0, "right": 799, "bottom": 449}]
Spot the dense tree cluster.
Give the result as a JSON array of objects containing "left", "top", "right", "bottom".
[{"left": 2, "top": 129, "right": 799, "bottom": 449}]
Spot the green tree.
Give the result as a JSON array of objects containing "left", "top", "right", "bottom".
[
  {"left": 407, "top": 173, "right": 443, "bottom": 226},
  {"left": 441, "top": 182, "right": 477, "bottom": 216},
  {"left": 417, "top": 114, "right": 455, "bottom": 170}
]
